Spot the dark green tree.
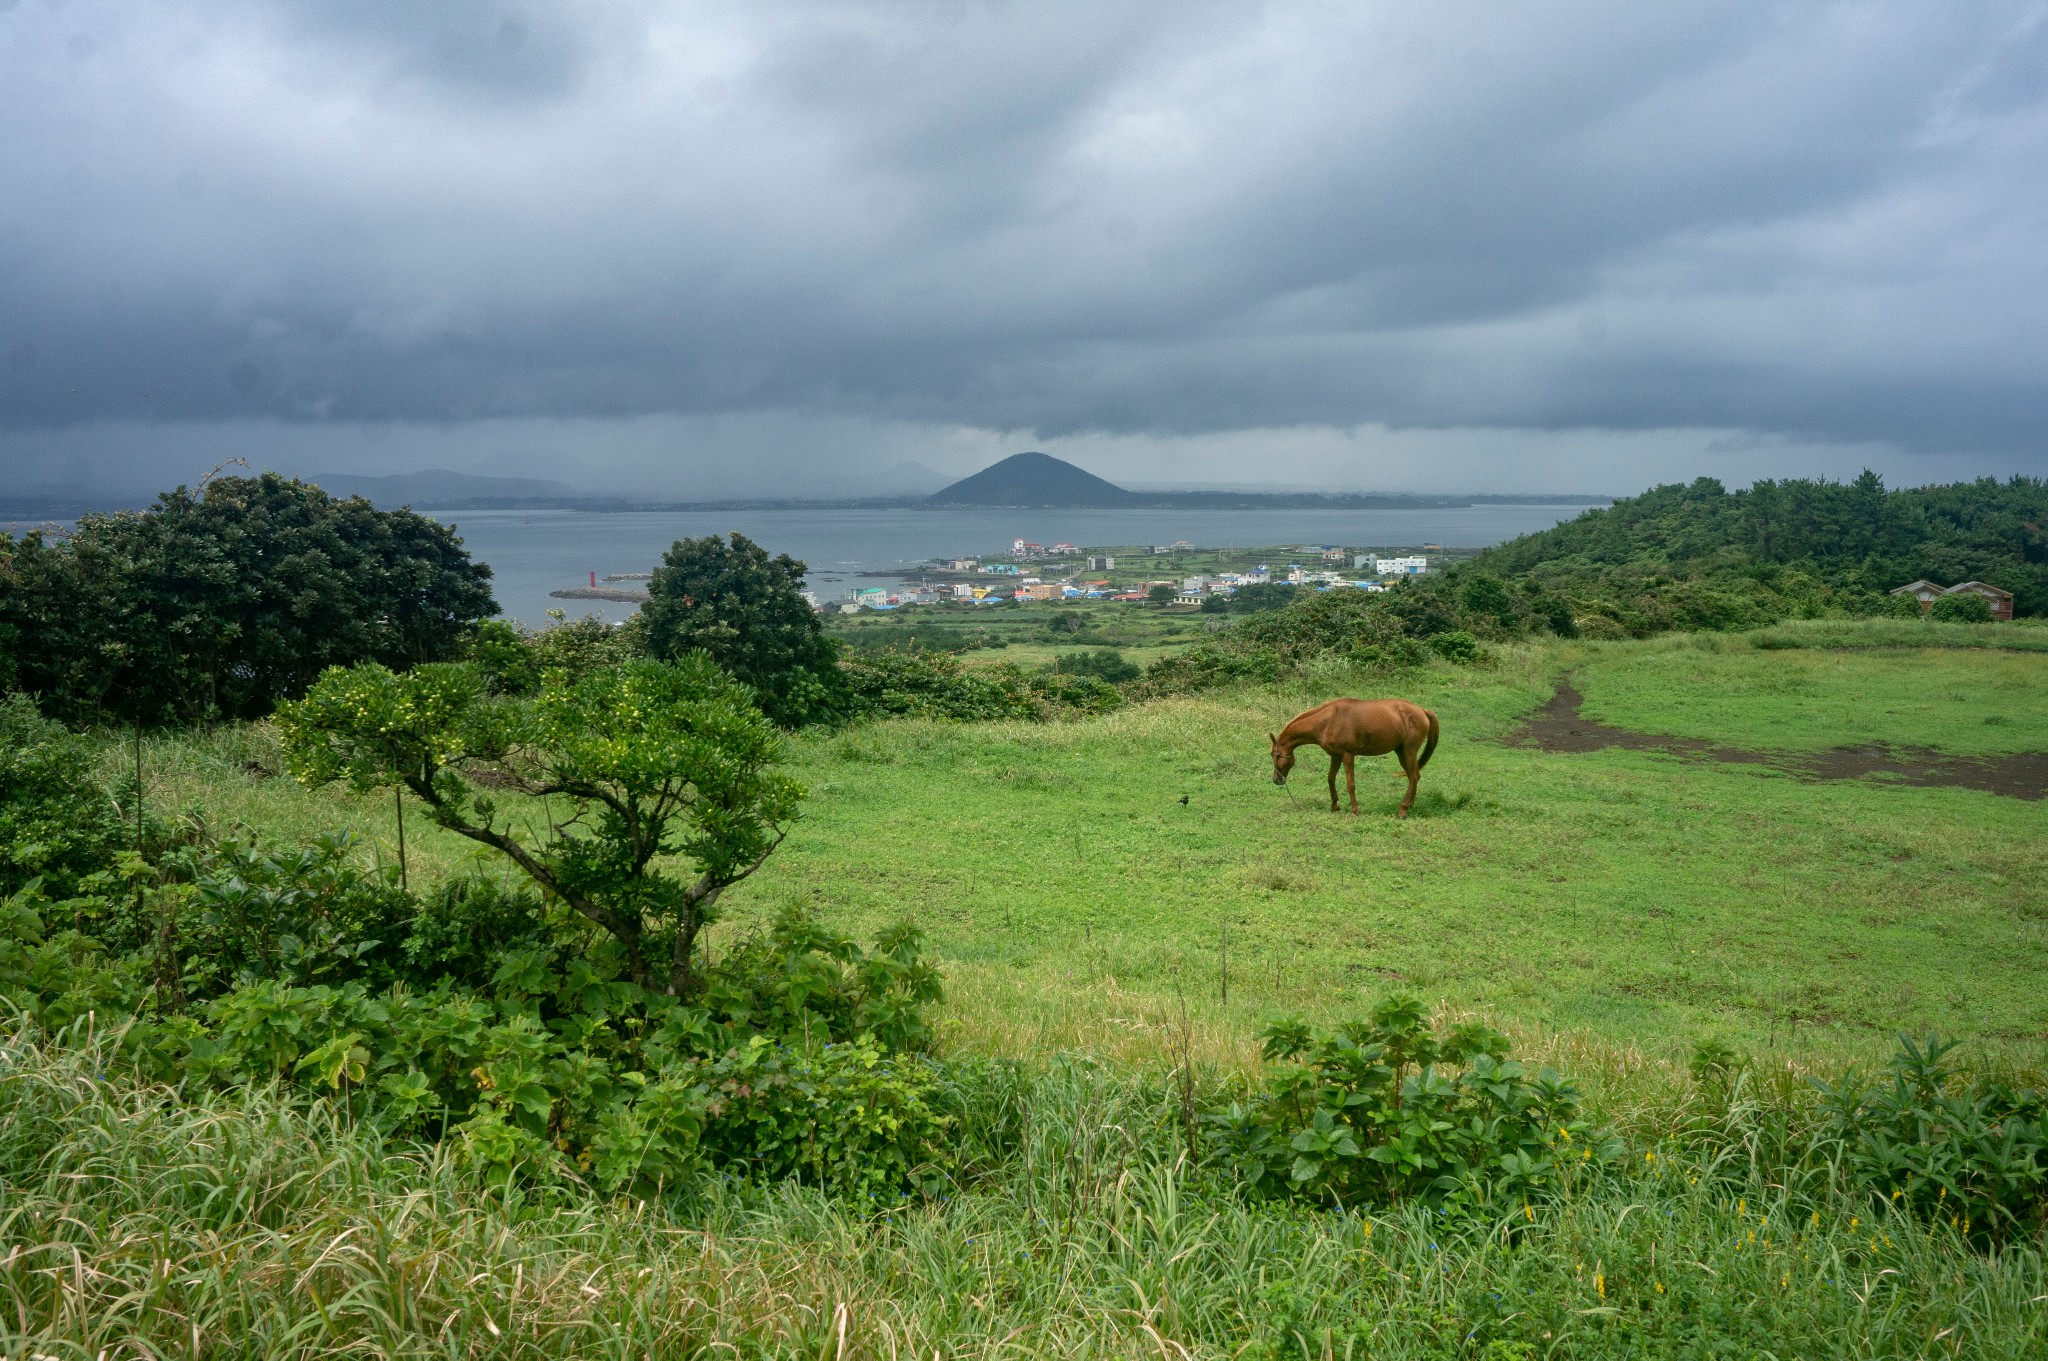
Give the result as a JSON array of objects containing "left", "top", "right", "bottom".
[
  {"left": 1147, "top": 584, "right": 1179, "bottom": 605},
  {"left": 639, "top": 533, "right": 842, "bottom": 726},
  {"left": 3, "top": 474, "right": 497, "bottom": 723},
  {"left": 1458, "top": 573, "right": 1518, "bottom": 631}
]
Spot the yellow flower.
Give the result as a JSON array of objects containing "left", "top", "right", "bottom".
[
  {"left": 1595, "top": 1272, "right": 1605, "bottom": 1300},
  {"left": 1653, "top": 1281, "right": 1664, "bottom": 1295},
  {"left": 1849, "top": 1217, "right": 1858, "bottom": 1230},
  {"left": 1524, "top": 1204, "right": 1535, "bottom": 1222},
  {"left": 1811, "top": 1211, "right": 1820, "bottom": 1229}
]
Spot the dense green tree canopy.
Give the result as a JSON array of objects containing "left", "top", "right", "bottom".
[
  {"left": 1469, "top": 473, "right": 2047, "bottom": 618},
  {"left": 639, "top": 532, "right": 842, "bottom": 726},
  {"left": 1, "top": 473, "right": 496, "bottom": 722}
]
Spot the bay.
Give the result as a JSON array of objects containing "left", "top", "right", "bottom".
[{"left": 431, "top": 504, "right": 1596, "bottom": 629}]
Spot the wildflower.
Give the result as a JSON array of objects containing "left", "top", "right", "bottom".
[
  {"left": 1737, "top": 1199, "right": 1746, "bottom": 1217},
  {"left": 1811, "top": 1211, "right": 1819, "bottom": 1229},
  {"left": 1524, "top": 1204, "right": 1534, "bottom": 1222},
  {"left": 1653, "top": 1281, "right": 1664, "bottom": 1295},
  {"left": 1595, "top": 1271, "right": 1605, "bottom": 1300},
  {"left": 1849, "top": 1217, "right": 1857, "bottom": 1230}
]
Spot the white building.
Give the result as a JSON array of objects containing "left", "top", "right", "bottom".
[
  {"left": 1087, "top": 554, "right": 1115, "bottom": 570},
  {"left": 1378, "top": 556, "right": 1429, "bottom": 575}
]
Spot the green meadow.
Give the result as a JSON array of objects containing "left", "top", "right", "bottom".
[
  {"left": 126, "top": 626, "right": 2048, "bottom": 1068},
  {"left": 47, "top": 622, "right": 2043, "bottom": 1358}
]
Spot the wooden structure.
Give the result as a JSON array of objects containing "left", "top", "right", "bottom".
[{"left": 1889, "top": 579, "right": 2014, "bottom": 621}]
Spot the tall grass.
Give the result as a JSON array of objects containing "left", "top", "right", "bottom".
[{"left": 2, "top": 1023, "right": 2041, "bottom": 1359}]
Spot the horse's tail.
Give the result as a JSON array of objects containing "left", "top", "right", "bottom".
[{"left": 1417, "top": 709, "right": 1440, "bottom": 770}]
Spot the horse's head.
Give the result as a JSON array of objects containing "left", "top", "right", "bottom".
[{"left": 1269, "top": 732, "right": 1294, "bottom": 784}]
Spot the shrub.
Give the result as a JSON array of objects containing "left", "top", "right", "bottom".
[
  {"left": 1427, "top": 629, "right": 1488, "bottom": 664},
  {"left": 1226, "top": 582, "right": 1300, "bottom": 613},
  {"left": 169, "top": 831, "right": 418, "bottom": 995},
  {"left": 1930, "top": 592, "right": 1995, "bottom": 624},
  {"left": 1811, "top": 1033, "right": 2048, "bottom": 1244},
  {"left": 839, "top": 650, "right": 1121, "bottom": 721},
  {"left": 1135, "top": 589, "right": 1421, "bottom": 697},
  {"left": 0, "top": 883, "right": 149, "bottom": 1031},
  {"left": 167, "top": 908, "right": 956, "bottom": 1200},
  {"left": 839, "top": 649, "right": 1040, "bottom": 722},
  {"left": 0, "top": 694, "right": 130, "bottom": 899},
  {"left": 1205, "top": 996, "right": 1618, "bottom": 1211},
  {"left": 1052, "top": 649, "right": 1140, "bottom": 683}
]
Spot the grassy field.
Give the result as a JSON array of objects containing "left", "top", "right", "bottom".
[
  {"left": 1574, "top": 629, "right": 2048, "bottom": 755},
  {"left": 116, "top": 628, "right": 2048, "bottom": 1068},
  {"left": 39, "top": 624, "right": 2048, "bottom": 1357}
]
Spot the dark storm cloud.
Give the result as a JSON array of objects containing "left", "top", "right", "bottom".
[{"left": 1, "top": 0, "right": 2044, "bottom": 465}]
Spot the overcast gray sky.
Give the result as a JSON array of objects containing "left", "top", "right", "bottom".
[{"left": 2, "top": 0, "right": 2044, "bottom": 500}]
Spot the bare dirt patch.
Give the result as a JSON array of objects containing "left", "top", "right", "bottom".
[{"left": 1514, "top": 678, "right": 2048, "bottom": 800}]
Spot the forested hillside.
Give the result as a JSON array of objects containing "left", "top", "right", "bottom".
[{"left": 1455, "top": 472, "right": 2048, "bottom": 629}]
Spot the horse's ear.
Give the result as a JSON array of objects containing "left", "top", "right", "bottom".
[{"left": 1268, "top": 732, "right": 1277, "bottom": 744}]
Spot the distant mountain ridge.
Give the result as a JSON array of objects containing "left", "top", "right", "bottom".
[{"left": 926, "top": 452, "right": 1610, "bottom": 509}]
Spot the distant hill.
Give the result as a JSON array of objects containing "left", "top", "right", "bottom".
[
  {"left": 927, "top": 452, "right": 1611, "bottom": 510},
  {"left": 928, "top": 452, "right": 1134, "bottom": 507},
  {"left": 306, "top": 469, "right": 580, "bottom": 508},
  {"left": 1466, "top": 472, "right": 2047, "bottom": 617}
]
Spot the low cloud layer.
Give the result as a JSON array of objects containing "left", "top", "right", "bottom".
[{"left": 2, "top": 1, "right": 2045, "bottom": 497}]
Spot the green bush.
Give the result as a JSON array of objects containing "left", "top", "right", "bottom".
[
  {"left": 1811, "top": 1033, "right": 2048, "bottom": 1244},
  {"left": 839, "top": 649, "right": 1040, "bottom": 722},
  {"left": 1053, "top": 650, "right": 1140, "bottom": 683},
  {"left": 839, "top": 649, "right": 1120, "bottom": 721},
  {"left": 1426, "top": 629, "right": 1488, "bottom": 664},
  {"left": 1205, "top": 996, "right": 1618, "bottom": 1212},
  {"left": 151, "top": 905, "right": 958, "bottom": 1200},
  {"left": 0, "top": 694, "right": 130, "bottom": 899},
  {"left": 1137, "top": 590, "right": 1445, "bottom": 698},
  {"left": 1929, "top": 591, "right": 1995, "bottom": 624}
]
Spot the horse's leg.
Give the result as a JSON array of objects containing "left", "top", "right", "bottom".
[
  {"left": 1326, "top": 750, "right": 1341, "bottom": 811},
  {"left": 1396, "top": 738, "right": 1421, "bottom": 818},
  {"left": 1343, "top": 753, "right": 1358, "bottom": 815}
]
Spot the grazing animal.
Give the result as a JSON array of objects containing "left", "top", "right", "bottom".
[{"left": 1270, "top": 698, "right": 1440, "bottom": 818}]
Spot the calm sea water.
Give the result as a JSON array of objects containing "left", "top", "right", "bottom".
[{"left": 433, "top": 504, "right": 1596, "bottom": 629}]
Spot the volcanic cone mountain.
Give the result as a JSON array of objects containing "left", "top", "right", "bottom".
[{"left": 927, "top": 452, "right": 1135, "bottom": 507}]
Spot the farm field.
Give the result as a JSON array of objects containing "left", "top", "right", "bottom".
[{"left": 126, "top": 630, "right": 2048, "bottom": 1068}]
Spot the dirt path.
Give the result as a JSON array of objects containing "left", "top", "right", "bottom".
[{"left": 1513, "top": 678, "right": 2048, "bottom": 800}]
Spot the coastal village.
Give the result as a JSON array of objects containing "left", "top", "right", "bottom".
[{"left": 815, "top": 539, "right": 1441, "bottom": 613}]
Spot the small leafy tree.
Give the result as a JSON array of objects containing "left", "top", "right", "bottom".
[
  {"left": 277, "top": 656, "right": 801, "bottom": 995},
  {"left": 640, "top": 532, "right": 842, "bottom": 727},
  {"left": 1147, "top": 584, "right": 1178, "bottom": 605}
]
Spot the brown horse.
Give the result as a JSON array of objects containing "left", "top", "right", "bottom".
[{"left": 1270, "top": 698, "right": 1440, "bottom": 817}]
